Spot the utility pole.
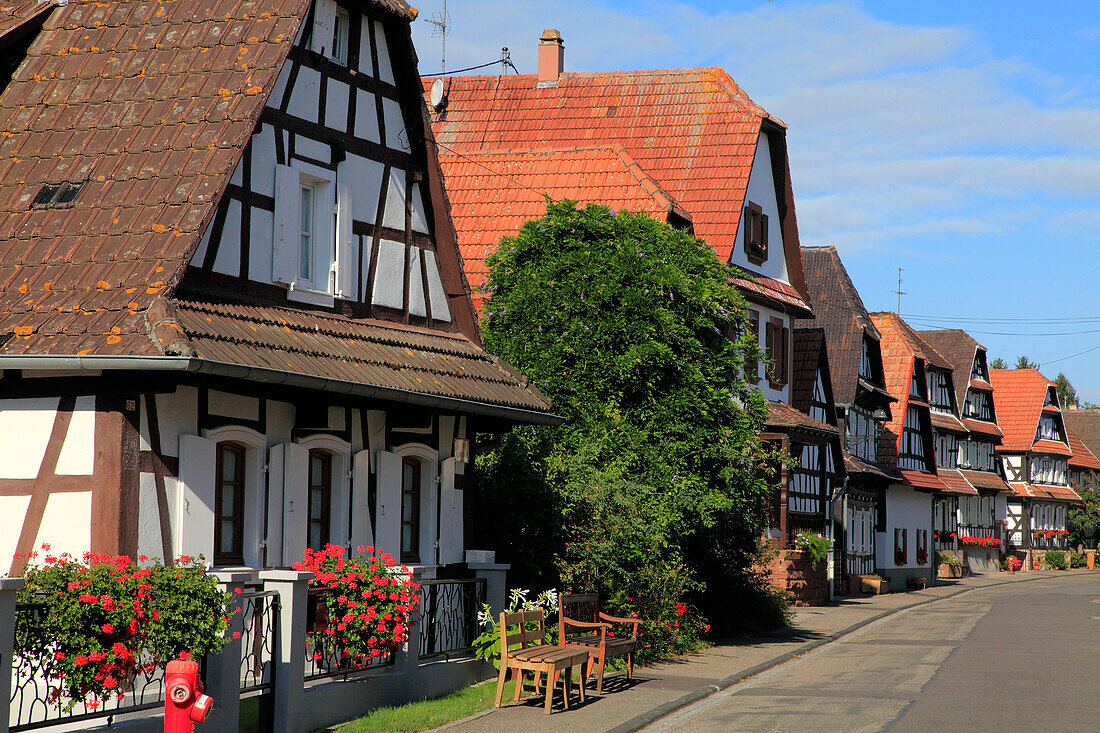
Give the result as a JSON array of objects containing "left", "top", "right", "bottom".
[
  {"left": 426, "top": 0, "right": 449, "bottom": 75},
  {"left": 892, "top": 267, "right": 906, "bottom": 315}
]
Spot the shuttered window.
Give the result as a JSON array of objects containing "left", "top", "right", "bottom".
[
  {"left": 401, "top": 458, "right": 422, "bottom": 563},
  {"left": 215, "top": 443, "right": 246, "bottom": 566},
  {"left": 308, "top": 450, "right": 332, "bottom": 551},
  {"left": 743, "top": 201, "right": 768, "bottom": 264},
  {"left": 765, "top": 318, "right": 789, "bottom": 387}
]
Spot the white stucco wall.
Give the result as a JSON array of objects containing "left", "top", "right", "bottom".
[
  {"left": 729, "top": 133, "right": 789, "bottom": 283},
  {"left": 748, "top": 302, "right": 790, "bottom": 404},
  {"left": 875, "top": 484, "right": 933, "bottom": 574}
]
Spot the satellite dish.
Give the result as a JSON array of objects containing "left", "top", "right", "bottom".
[{"left": 430, "top": 77, "right": 446, "bottom": 110}]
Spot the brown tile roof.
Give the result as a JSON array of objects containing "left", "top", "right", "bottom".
[
  {"left": 1062, "top": 408, "right": 1100, "bottom": 461},
  {"left": 173, "top": 299, "right": 552, "bottom": 412},
  {"left": 800, "top": 246, "right": 893, "bottom": 408},
  {"left": 989, "top": 369, "right": 1057, "bottom": 452},
  {"left": 843, "top": 452, "right": 900, "bottom": 481},
  {"left": 1066, "top": 426, "right": 1100, "bottom": 470},
  {"left": 958, "top": 469, "right": 1011, "bottom": 492},
  {"left": 0, "top": 0, "right": 52, "bottom": 38},
  {"left": 900, "top": 468, "right": 948, "bottom": 492},
  {"left": 962, "top": 418, "right": 1004, "bottom": 439},
  {"left": 1013, "top": 483, "right": 1082, "bottom": 502},
  {"left": 427, "top": 68, "right": 811, "bottom": 310},
  {"left": 937, "top": 469, "right": 978, "bottom": 496},
  {"left": 918, "top": 329, "right": 981, "bottom": 407},
  {"left": 930, "top": 412, "right": 967, "bottom": 433},
  {"left": 0, "top": 0, "right": 313, "bottom": 356},
  {"left": 869, "top": 312, "right": 921, "bottom": 470},
  {"left": 790, "top": 327, "right": 835, "bottom": 421},
  {"left": 765, "top": 399, "right": 838, "bottom": 435},
  {"left": 1032, "top": 439, "right": 1072, "bottom": 457}
]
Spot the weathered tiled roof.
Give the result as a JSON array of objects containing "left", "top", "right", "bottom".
[
  {"left": 937, "top": 468, "right": 978, "bottom": 496},
  {"left": 869, "top": 313, "right": 916, "bottom": 471},
  {"left": 173, "top": 299, "right": 552, "bottom": 412},
  {"left": 790, "top": 328, "right": 828, "bottom": 418},
  {"left": 1063, "top": 409, "right": 1100, "bottom": 468},
  {"left": 918, "top": 329, "right": 983, "bottom": 407},
  {"left": 1066, "top": 426, "right": 1100, "bottom": 470},
  {"left": 800, "top": 246, "right": 884, "bottom": 406},
  {"left": 428, "top": 68, "right": 811, "bottom": 308},
  {"left": 900, "top": 468, "right": 947, "bottom": 492},
  {"left": 959, "top": 469, "right": 1010, "bottom": 492},
  {"left": 0, "top": 0, "right": 312, "bottom": 356},
  {"left": 765, "top": 399, "right": 838, "bottom": 435}
]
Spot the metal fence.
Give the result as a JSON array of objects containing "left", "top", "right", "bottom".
[
  {"left": 418, "top": 578, "right": 486, "bottom": 661},
  {"left": 238, "top": 589, "right": 278, "bottom": 695},
  {"left": 10, "top": 603, "right": 166, "bottom": 731}
]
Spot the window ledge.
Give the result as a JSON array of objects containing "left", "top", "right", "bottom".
[{"left": 287, "top": 285, "right": 335, "bottom": 308}]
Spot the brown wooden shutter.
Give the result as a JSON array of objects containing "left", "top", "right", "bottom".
[
  {"left": 747, "top": 310, "right": 759, "bottom": 383},
  {"left": 781, "top": 326, "right": 790, "bottom": 384},
  {"left": 743, "top": 206, "right": 752, "bottom": 254},
  {"left": 760, "top": 213, "right": 769, "bottom": 259}
]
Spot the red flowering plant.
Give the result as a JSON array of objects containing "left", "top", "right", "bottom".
[
  {"left": 958, "top": 535, "right": 1002, "bottom": 548},
  {"left": 295, "top": 544, "right": 420, "bottom": 670},
  {"left": 13, "top": 547, "right": 231, "bottom": 712}
]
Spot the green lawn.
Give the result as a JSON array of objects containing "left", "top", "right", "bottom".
[{"left": 332, "top": 678, "right": 516, "bottom": 733}]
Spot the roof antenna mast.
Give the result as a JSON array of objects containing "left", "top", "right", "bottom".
[
  {"left": 892, "top": 267, "right": 906, "bottom": 316},
  {"left": 426, "top": 0, "right": 449, "bottom": 76}
]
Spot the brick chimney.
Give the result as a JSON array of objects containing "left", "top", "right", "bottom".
[{"left": 537, "top": 29, "right": 564, "bottom": 87}]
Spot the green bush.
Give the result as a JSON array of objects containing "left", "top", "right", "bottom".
[
  {"left": 14, "top": 548, "right": 230, "bottom": 710},
  {"left": 794, "top": 532, "right": 830, "bottom": 568},
  {"left": 1068, "top": 548, "right": 1087, "bottom": 568},
  {"left": 1045, "top": 550, "right": 1068, "bottom": 570},
  {"left": 936, "top": 551, "right": 960, "bottom": 566}
]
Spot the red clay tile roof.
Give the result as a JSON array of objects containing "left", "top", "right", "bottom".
[
  {"left": 900, "top": 468, "right": 948, "bottom": 492},
  {"left": 427, "top": 68, "right": 810, "bottom": 307},
  {"left": 790, "top": 328, "right": 835, "bottom": 421},
  {"left": 988, "top": 369, "right": 1054, "bottom": 452},
  {"left": 732, "top": 273, "right": 812, "bottom": 316},
  {"left": 962, "top": 418, "right": 1004, "bottom": 439},
  {"left": 800, "top": 247, "right": 889, "bottom": 407},
  {"left": 870, "top": 313, "right": 922, "bottom": 470},
  {"left": 918, "top": 329, "right": 982, "bottom": 407},
  {"left": 173, "top": 299, "right": 551, "bottom": 412},
  {"left": 765, "top": 399, "right": 838, "bottom": 435},
  {"left": 930, "top": 412, "right": 967, "bottom": 433},
  {"left": 1032, "top": 439, "right": 1072, "bottom": 457},
  {"left": 937, "top": 469, "right": 978, "bottom": 496},
  {"left": 1014, "top": 483, "right": 1081, "bottom": 502},
  {"left": 1044, "top": 485, "right": 1082, "bottom": 502},
  {"left": 0, "top": 0, "right": 313, "bottom": 356},
  {"left": 958, "top": 469, "right": 1011, "bottom": 492},
  {"left": 0, "top": 0, "right": 53, "bottom": 38},
  {"left": 438, "top": 145, "right": 691, "bottom": 309},
  {"left": 1063, "top": 409, "right": 1100, "bottom": 464},
  {"left": 1066, "top": 426, "right": 1100, "bottom": 470}
]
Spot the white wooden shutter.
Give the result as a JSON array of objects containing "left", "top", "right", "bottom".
[
  {"left": 375, "top": 450, "right": 401, "bottom": 559},
  {"left": 349, "top": 449, "right": 373, "bottom": 550},
  {"left": 178, "top": 435, "right": 216, "bottom": 565},
  {"left": 336, "top": 182, "right": 355, "bottom": 298},
  {"left": 266, "top": 443, "right": 286, "bottom": 566},
  {"left": 273, "top": 164, "right": 299, "bottom": 285},
  {"left": 438, "top": 457, "right": 463, "bottom": 565},
  {"left": 279, "top": 442, "right": 309, "bottom": 565}
]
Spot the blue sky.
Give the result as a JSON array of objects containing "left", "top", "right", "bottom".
[{"left": 412, "top": 1, "right": 1100, "bottom": 401}]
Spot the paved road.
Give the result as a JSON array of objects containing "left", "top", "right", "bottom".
[{"left": 644, "top": 574, "right": 1100, "bottom": 733}]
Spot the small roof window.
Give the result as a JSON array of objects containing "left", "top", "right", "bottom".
[{"left": 32, "top": 181, "right": 85, "bottom": 209}]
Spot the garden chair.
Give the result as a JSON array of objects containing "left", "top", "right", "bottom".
[
  {"left": 557, "top": 592, "right": 641, "bottom": 695},
  {"left": 494, "top": 609, "right": 589, "bottom": 713}
]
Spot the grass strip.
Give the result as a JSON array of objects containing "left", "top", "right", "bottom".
[{"left": 333, "top": 678, "right": 515, "bottom": 733}]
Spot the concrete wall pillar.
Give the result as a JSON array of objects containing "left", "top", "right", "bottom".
[
  {"left": 470, "top": 563, "right": 509, "bottom": 618},
  {"left": 203, "top": 569, "right": 254, "bottom": 732},
  {"left": 0, "top": 577, "right": 25, "bottom": 733},
  {"left": 260, "top": 569, "right": 313, "bottom": 733}
]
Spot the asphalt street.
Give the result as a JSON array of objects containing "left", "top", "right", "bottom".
[{"left": 643, "top": 574, "right": 1100, "bottom": 732}]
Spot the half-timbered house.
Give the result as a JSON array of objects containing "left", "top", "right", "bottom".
[
  {"left": 919, "top": 329, "right": 1012, "bottom": 571},
  {"left": 869, "top": 313, "right": 947, "bottom": 588},
  {"left": 989, "top": 369, "right": 1081, "bottom": 565},
  {"left": 1062, "top": 409, "right": 1100, "bottom": 502},
  {"left": 800, "top": 247, "right": 897, "bottom": 590},
  {"left": 0, "top": 0, "right": 555, "bottom": 598},
  {"left": 422, "top": 33, "right": 843, "bottom": 603}
]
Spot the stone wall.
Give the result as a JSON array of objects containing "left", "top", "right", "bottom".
[{"left": 767, "top": 547, "right": 829, "bottom": 606}]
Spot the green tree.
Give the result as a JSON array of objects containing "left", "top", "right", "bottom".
[
  {"left": 1015, "top": 356, "right": 1040, "bottom": 369},
  {"left": 1069, "top": 474, "right": 1100, "bottom": 546},
  {"left": 990, "top": 357, "right": 1007, "bottom": 369},
  {"left": 1054, "top": 372, "right": 1077, "bottom": 408},
  {"left": 476, "top": 201, "right": 780, "bottom": 640}
]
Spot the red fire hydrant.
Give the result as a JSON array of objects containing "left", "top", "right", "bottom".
[{"left": 164, "top": 659, "right": 213, "bottom": 733}]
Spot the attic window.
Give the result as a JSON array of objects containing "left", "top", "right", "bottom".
[
  {"left": 32, "top": 181, "right": 84, "bottom": 209},
  {"left": 743, "top": 201, "right": 768, "bottom": 265},
  {"left": 332, "top": 7, "right": 350, "bottom": 65}
]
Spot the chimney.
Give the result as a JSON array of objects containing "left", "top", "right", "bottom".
[{"left": 537, "top": 29, "right": 564, "bottom": 87}]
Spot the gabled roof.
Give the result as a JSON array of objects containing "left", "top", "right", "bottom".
[
  {"left": 427, "top": 68, "right": 811, "bottom": 310},
  {"left": 988, "top": 369, "right": 1063, "bottom": 453},
  {"left": 800, "top": 246, "right": 886, "bottom": 406},
  {"left": 438, "top": 145, "right": 691, "bottom": 309},
  {"left": 765, "top": 399, "right": 838, "bottom": 436},
  {"left": 790, "top": 327, "right": 835, "bottom": 423},
  {"left": 918, "top": 329, "right": 984, "bottom": 407},
  {"left": 0, "top": 0, "right": 550, "bottom": 416}
]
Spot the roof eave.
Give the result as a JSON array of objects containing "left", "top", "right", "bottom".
[{"left": 0, "top": 355, "right": 564, "bottom": 426}]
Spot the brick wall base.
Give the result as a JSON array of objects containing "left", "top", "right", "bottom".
[{"left": 767, "top": 547, "right": 829, "bottom": 607}]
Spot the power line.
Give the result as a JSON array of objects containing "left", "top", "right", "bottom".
[{"left": 1042, "top": 343, "right": 1100, "bottom": 366}]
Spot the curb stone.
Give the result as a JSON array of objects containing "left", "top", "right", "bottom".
[{"left": 605, "top": 573, "right": 1056, "bottom": 733}]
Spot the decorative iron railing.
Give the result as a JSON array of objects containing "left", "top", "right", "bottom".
[
  {"left": 238, "top": 590, "right": 278, "bottom": 695},
  {"left": 418, "top": 578, "right": 486, "bottom": 660},
  {"left": 10, "top": 603, "right": 167, "bottom": 731},
  {"left": 304, "top": 587, "right": 394, "bottom": 681}
]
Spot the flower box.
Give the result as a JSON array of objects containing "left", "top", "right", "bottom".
[
  {"left": 937, "top": 562, "right": 962, "bottom": 579},
  {"left": 860, "top": 575, "right": 889, "bottom": 595}
]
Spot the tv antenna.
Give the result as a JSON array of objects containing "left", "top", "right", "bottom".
[
  {"left": 426, "top": 0, "right": 450, "bottom": 76},
  {"left": 892, "top": 267, "right": 906, "bottom": 315}
]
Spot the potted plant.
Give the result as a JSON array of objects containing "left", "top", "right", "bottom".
[
  {"left": 1005, "top": 555, "right": 1022, "bottom": 573},
  {"left": 936, "top": 552, "right": 962, "bottom": 579},
  {"left": 860, "top": 574, "right": 889, "bottom": 595}
]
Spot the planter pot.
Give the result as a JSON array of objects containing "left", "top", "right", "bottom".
[
  {"left": 1087, "top": 550, "right": 1096, "bottom": 570},
  {"left": 860, "top": 576, "right": 889, "bottom": 595},
  {"left": 906, "top": 576, "right": 928, "bottom": 591},
  {"left": 937, "top": 562, "right": 962, "bottom": 579},
  {"left": 845, "top": 575, "right": 862, "bottom": 596}
]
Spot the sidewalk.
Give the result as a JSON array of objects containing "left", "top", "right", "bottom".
[{"left": 432, "top": 570, "right": 1067, "bottom": 733}]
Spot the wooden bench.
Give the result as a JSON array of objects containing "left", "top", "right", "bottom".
[
  {"left": 558, "top": 592, "right": 641, "bottom": 695},
  {"left": 494, "top": 609, "right": 589, "bottom": 713}
]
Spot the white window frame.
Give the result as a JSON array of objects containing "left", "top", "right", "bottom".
[
  {"left": 393, "top": 443, "right": 440, "bottom": 567},
  {"left": 274, "top": 162, "right": 351, "bottom": 306},
  {"left": 295, "top": 433, "right": 352, "bottom": 550},
  {"left": 203, "top": 425, "right": 267, "bottom": 569},
  {"left": 332, "top": 7, "right": 350, "bottom": 65}
]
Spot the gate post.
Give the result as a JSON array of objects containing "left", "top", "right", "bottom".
[
  {"left": 260, "top": 569, "right": 313, "bottom": 733},
  {"left": 203, "top": 569, "right": 254, "bottom": 733},
  {"left": 0, "top": 577, "right": 25, "bottom": 733}
]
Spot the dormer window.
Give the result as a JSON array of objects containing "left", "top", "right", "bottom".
[
  {"left": 899, "top": 406, "right": 928, "bottom": 471},
  {"left": 1036, "top": 415, "right": 1065, "bottom": 443},
  {"left": 927, "top": 369, "right": 952, "bottom": 413},
  {"left": 910, "top": 361, "right": 926, "bottom": 400},
  {"left": 971, "top": 352, "right": 988, "bottom": 381},
  {"left": 743, "top": 201, "right": 768, "bottom": 265},
  {"left": 332, "top": 7, "right": 350, "bottom": 65},
  {"left": 299, "top": 184, "right": 315, "bottom": 283},
  {"left": 963, "top": 389, "right": 993, "bottom": 421},
  {"left": 859, "top": 338, "right": 874, "bottom": 380},
  {"left": 1044, "top": 387, "right": 1057, "bottom": 407}
]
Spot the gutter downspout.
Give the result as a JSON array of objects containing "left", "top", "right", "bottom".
[{"left": 826, "top": 476, "right": 848, "bottom": 601}]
